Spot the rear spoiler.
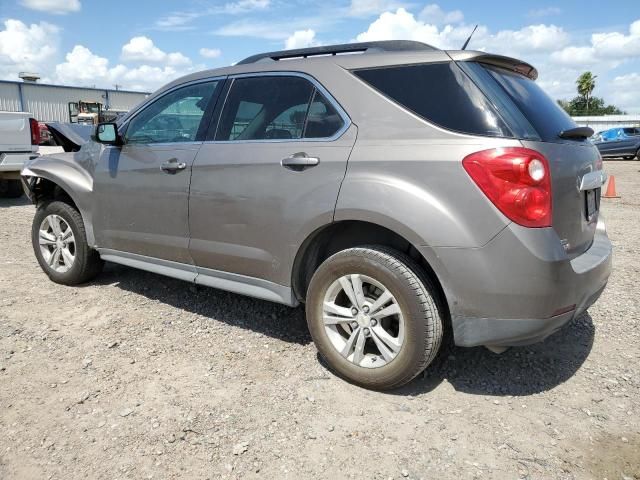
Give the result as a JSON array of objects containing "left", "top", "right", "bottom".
[
  {"left": 46, "top": 122, "right": 94, "bottom": 152},
  {"left": 446, "top": 51, "right": 538, "bottom": 80}
]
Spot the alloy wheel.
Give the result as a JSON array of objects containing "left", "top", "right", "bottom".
[{"left": 322, "top": 274, "right": 405, "bottom": 368}]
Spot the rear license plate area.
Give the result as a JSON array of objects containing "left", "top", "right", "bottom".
[{"left": 585, "top": 188, "right": 600, "bottom": 221}]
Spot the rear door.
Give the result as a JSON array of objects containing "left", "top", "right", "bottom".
[
  {"left": 614, "top": 128, "right": 640, "bottom": 156},
  {"left": 189, "top": 73, "right": 355, "bottom": 286},
  {"left": 92, "top": 79, "right": 222, "bottom": 263}
]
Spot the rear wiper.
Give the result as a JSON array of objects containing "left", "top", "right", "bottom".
[{"left": 558, "top": 126, "right": 594, "bottom": 139}]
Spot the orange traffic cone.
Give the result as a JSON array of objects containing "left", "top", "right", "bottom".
[{"left": 602, "top": 175, "right": 620, "bottom": 199}]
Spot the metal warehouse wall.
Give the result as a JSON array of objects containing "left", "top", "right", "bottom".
[
  {"left": 573, "top": 115, "right": 640, "bottom": 131},
  {"left": 0, "top": 81, "right": 149, "bottom": 122},
  {"left": 0, "top": 83, "right": 21, "bottom": 112}
]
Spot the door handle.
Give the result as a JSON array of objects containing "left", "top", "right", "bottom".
[
  {"left": 161, "top": 159, "right": 187, "bottom": 174},
  {"left": 281, "top": 153, "right": 319, "bottom": 171}
]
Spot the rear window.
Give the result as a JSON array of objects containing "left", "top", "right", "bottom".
[
  {"left": 482, "top": 65, "right": 578, "bottom": 143},
  {"left": 353, "top": 62, "right": 512, "bottom": 138}
]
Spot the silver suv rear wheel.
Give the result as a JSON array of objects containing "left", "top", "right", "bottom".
[
  {"left": 323, "top": 274, "right": 405, "bottom": 368},
  {"left": 307, "top": 246, "right": 443, "bottom": 390}
]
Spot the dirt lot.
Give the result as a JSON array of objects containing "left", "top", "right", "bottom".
[{"left": 1, "top": 160, "right": 639, "bottom": 480}]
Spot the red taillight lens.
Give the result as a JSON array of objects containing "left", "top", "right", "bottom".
[
  {"left": 29, "top": 118, "right": 39, "bottom": 145},
  {"left": 462, "top": 147, "right": 552, "bottom": 228}
]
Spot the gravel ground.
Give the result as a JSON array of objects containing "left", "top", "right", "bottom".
[{"left": 0, "top": 160, "right": 638, "bottom": 480}]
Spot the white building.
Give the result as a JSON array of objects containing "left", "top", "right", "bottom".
[
  {"left": 0, "top": 80, "right": 149, "bottom": 122},
  {"left": 572, "top": 115, "right": 640, "bottom": 132}
]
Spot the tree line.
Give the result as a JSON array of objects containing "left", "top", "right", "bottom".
[{"left": 556, "top": 72, "right": 624, "bottom": 116}]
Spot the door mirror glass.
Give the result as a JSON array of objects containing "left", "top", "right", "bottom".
[{"left": 96, "top": 123, "right": 119, "bottom": 144}]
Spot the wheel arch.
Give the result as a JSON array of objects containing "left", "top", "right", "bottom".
[
  {"left": 22, "top": 163, "right": 95, "bottom": 245},
  {"left": 291, "top": 219, "right": 450, "bottom": 320}
]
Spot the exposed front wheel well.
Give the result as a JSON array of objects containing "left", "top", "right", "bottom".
[
  {"left": 292, "top": 221, "right": 447, "bottom": 313},
  {"left": 30, "top": 177, "right": 78, "bottom": 211}
]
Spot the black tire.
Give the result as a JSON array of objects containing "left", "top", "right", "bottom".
[
  {"left": 306, "top": 246, "right": 443, "bottom": 390},
  {"left": 0, "top": 179, "right": 24, "bottom": 198},
  {"left": 32, "top": 200, "right": 103, "bottom": 285},
  {"left": 623, "top": 156, "right": 635, "bottom": 160}
]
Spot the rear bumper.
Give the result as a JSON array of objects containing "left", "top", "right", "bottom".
[
  {"left": 0, "top": 152, "right": 39, "bottom": 175},
  {"left": 423, "top": 218, "right": 612, "bottom": 348}
]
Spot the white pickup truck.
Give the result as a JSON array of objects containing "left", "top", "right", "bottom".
[{"left": 0, "top": 112, "right": 39, "bottom": 198}]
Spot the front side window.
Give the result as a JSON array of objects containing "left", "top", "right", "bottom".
[
  {"left": 126, "top": 81, "right": 219, "bottom": 144},
  {"left": 215, "top": 75, "right": 345, "bottom": 141}
]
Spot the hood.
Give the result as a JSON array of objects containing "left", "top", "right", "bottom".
[{"left": 46, "top": 122, "right": 94, "bottom": 152}]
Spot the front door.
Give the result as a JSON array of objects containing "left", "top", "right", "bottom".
[
  {"left": 92, "top": 80, "right": 222, "bottom": 264},
  {"left": 189, "top": 74, "right": 355, "bottom": 286}
]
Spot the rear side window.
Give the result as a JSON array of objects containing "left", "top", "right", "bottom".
[
  {"left": 353, "top": 63, "right": 512, "bottom": 138},
  {"left": 304, "top": 89, "right": 344, "bottom": 138},
  {"left": 483, "top": 66, "right": 578, "bottom": 143},
  {"left": 215, "top": 76, "right": 345, "bottom": 141}
]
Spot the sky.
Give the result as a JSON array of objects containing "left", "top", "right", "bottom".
[{"left": 0, "top": 0, "right": 639, "bottom": 112}]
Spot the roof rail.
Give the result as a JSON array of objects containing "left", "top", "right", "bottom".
[{"left": 237, "top": 40, "right": 438, "bottom": 65}]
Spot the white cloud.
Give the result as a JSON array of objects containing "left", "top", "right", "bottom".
[
  {"left": 551, "top": 19, "right": 640, "bottom": 67},
  {"left": 216, "top": 20, "right": 293, "bottom": 40},
  {"left": 199, "top": 48, "right": 222, "bottom": 59},
  {"left": 0, "top": 19, "right": 59, "bottom": 81},
  {"left": 223, "top": 0, "right": 270, "bottom": 14},
  {"left": 349, "top": 0, "right": 406, "bottom": 17},
  {"left": 155, "top": 0, "right": 270, "bottom": 30},
  {"left": 609, "top": 73, "right": 640, "bottom": 114},
  {"left": 121, "top": 36, "right": 192, "bottom": 67},
  {"left": 485, "top": 24, "right": 569, "bottom": 53},
  {"left": 528, "top": 7, "right": 562, "bottom": 18},
  {"left": 418, "top": 4, "right": 463, "bottom": 25},
  {"left": 285, "top": 29, "right": 317, "bottom": 50},
  {"left": 55, "top": 45, "right": 109, "bottom": 84},
  {"left": 356, "top": 8, "right": 444, "bottom": 46},
  {"left": 121, "top": 37, "right": 166, "bottom": 62},
  {"left": 20, "top": 0, "right": 80, "bottom": 14},
  {"left": 356, "top": 9, "right": 569, "bottom": 54},
  {"left": 155, "top": 13, "right": 198, "bottom": 31},
  {"left": 54, "top": 45, "right": 196, "bottom": 91},
  {"left": 53, "top": 41, "right": 197, "bottom": 91}
]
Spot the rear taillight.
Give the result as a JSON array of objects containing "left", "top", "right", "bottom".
[
  {"left": 29, "top": 118, "right": 39, "bottom": 145},
  {"left": 462, "top": 147, "right": 552, "bottom": 228}
]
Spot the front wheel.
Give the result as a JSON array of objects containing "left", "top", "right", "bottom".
[
  {"left": 32, "top": 200, "right": 103, "bottom": 285},
  {"left": 306, "top": 246, "right": 443, "bottom": 390}
]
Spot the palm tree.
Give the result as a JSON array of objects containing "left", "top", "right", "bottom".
[{"left": 576, "top": 72, "right": 597, "bottom": 114}]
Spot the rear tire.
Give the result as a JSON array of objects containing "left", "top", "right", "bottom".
[
  {"left": 306, "top": 246, "right": 443, "bottom": 390},
  {"left": 32, "top": 200, "right": 103, "bottom": 285},
  {"left": 0, "top": 179, "right": 24, "bottom": 198}
]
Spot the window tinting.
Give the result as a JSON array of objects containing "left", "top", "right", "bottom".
[
  {"left": 126, "top": 81, "right": 218, "bottom": 144},
  {"left": 484, "top": 66, "right": 578, "bottom": 143},
  {"left": 354, "top": 62, "right": 511, "bottom": 137},
  {"left": 304, "top": 90, "right": 344, "bottom": 138},
  {"left": 216, "top": 76, "right": 314, "bottom": 141}
]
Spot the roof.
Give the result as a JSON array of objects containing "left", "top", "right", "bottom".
[
  {"left": 0, "top": 79, "right": 150, "bottom": 95},
  {"left": 237, "top": 40, "right": 438, "bottom": 65}
]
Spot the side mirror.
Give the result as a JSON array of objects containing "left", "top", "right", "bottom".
[{"left": 95, "top": 122, "right": 122, "bottom": 145}]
